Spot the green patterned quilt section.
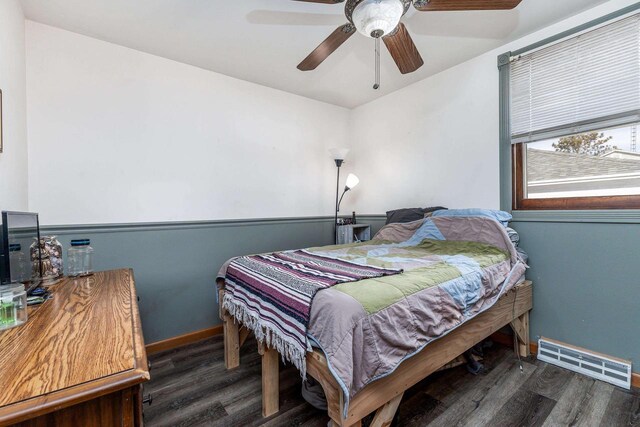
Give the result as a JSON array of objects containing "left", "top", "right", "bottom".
[
  {"left": 415, "top": 240, "right": 510, "bottom": 268},
  {"left": 309, "top": 239, "right": 509, "bottom": 315},
  {"left": 333, "top": 263, "right": 460, "bottom": 314}
]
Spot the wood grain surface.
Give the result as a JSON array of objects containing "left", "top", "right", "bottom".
[
  {"left": 298, "top": 24, "right": 355, "bottom": 71},
  {"left": 146, "top": 325, "right": 222, "bottom": 355},
  {"left": 383, "top": 23, "right": 424, "bottom": 74},
  {"left": 294, "top": 0, "right": 343, "bottom": 3},
  {"left": 12, "top": 391, "right": 127, "bottom": 427},
  {"left": 414, "top": 0, "right": 522, "bottom": 11},
  {"left": 0, "top": 269, "right": 149, "bottom": 425}
]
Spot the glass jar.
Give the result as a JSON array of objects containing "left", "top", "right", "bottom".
[
  {"left": 44, "top": 236, "right": 64, "bottom": 279},
  {"left": 30, "top": 237, "right": 56, "bottom": 282},
  {"left": 0, "top": 283, "right": 28, "bottom": 331},
  {"left": 67, "top": 239, "right": 94, "bottom": 277}
]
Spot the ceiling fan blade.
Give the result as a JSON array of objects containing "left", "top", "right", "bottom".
[
  {"left": 298, "top": 24, "right": 355, "bottom": 71},
  {"left": 293, "top": 0, "right": 344, "bottom": 3},
  {"left": 413, "top": 0, "right": 522, "bottom": 11},
  {"left": 383, "top": 23, "right": 424, "bottom": 74}
]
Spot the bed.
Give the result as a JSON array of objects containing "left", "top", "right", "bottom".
[{"left": 216, "top": 214, "right": 532, "bottom": 427}]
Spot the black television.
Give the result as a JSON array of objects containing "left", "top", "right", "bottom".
[{"left": 0, "top": 211, "right": 42, "bottom": 288}]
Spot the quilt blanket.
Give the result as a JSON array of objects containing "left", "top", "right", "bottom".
[
  {"left": 305, "top": 216, "right": 526, "bottom": 414},
  {"left": 219, "top": 216, "right": 527, "bottom": 415},
  {"left": 222, "top": 250, "right": 401, "bottom": 377}
]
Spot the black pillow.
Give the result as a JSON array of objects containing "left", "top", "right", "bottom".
[
  {"left": 423, "top": 206, "right": 447, "bottom": 215},
  {"left": 385, "top": 206, "right": 447, "bottom": 225}
]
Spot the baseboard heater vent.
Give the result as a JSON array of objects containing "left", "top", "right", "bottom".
[{"left": 537, "top": 337, "right": 632, "bottom": 389}]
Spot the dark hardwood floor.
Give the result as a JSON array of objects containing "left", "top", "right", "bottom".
[{"left": 143, "top": 335, "right": 639, "bottom": 427}]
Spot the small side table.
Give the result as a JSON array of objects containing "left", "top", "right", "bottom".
[{"left": 336, "top": 224, "right": 371, "bottom": 245}]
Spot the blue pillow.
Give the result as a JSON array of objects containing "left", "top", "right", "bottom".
[{"left": 431, "top": 208, "right": 512, "bottom": 226}]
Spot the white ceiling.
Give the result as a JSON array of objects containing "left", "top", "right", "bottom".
[{"left": 20, "top": 0, "right": 608, "bottom": 109}]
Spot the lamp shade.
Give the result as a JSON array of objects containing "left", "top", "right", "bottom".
[
  {"left": 352, "top": 0, "right": 404, "bottom": 38},
  {"left": 345, "top": 173, "right": 360, "bottom": 190},
  {"left": 329, "top": 147, "right": 350, "bottom": 161}
]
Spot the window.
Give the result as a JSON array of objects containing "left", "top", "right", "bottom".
[
  {"left": 514, "top": 124, "right": 640, "bottom": 209},
  {"left": 510, "top": 12, "right": 640, "bottom": 210}
]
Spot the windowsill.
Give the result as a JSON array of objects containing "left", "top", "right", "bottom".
[{"left": 511, "top": 209, "right": 640, "bottom": 223}]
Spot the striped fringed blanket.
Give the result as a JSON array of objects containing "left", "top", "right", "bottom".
[{"left": 222, "top": 250, "right": 401, "bottom": 377}]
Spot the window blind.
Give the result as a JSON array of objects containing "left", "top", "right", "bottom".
[{"left": 510, "top": 13, "right": 640, "bottom": 144}]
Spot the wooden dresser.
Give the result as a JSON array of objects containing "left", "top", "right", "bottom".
[{"left": 0, "top": 269, "right": 150, "bottom": 426}]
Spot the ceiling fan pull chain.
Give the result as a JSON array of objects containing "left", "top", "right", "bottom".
[{"left": 373, "top": 37, "right": 380, "bottom": 90}]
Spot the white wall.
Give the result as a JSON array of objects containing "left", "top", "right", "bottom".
[
  {"left": 0, "top": 0, "right": 28, "bottom": 211},
  {"left": 347, "top": 0, "right": 638, "bottom": 214},
  {"left": 23, "top": 0, "right": 636, "bottom": 224},
  {"left": 26, "top": 21, "right": 350, "bottom": 225}
]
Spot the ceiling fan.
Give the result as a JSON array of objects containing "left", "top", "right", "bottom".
[{"left": 295, "top": 0, "right": 522, "bottom": 88}]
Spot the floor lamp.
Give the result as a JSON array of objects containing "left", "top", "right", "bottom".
[{"left": 330, "top": 148, "right": 359, "bottom": 244}]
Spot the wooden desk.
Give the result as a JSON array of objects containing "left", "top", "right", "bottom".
[{"left": 0, "top": 269, "right": 150, "bottom": 426}]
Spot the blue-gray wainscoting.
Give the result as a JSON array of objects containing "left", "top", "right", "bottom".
[
  {"left": 42, "top": 215, "right": 387, "bottom": 344},
  {"left": 43, "top": 215, "right": 637, "bottom": 375},
  {"left": 512, "top": 220, "right": 639, "bottom": 374}
]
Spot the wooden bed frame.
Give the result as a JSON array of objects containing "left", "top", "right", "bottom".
[{"left": 217, "top": 280, "right": 532, "bottom": 427}]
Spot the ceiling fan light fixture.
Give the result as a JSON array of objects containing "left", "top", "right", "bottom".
[{"left": 352, "top": 0, "right": 404, "bottom": 38}]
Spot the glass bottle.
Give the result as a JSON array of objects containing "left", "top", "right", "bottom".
[
  {"left": 0, "top": 283, "right": 27, "bottom": 330},
  {"left": 67, "top": 239, "right": 94, "bottom": 277}
]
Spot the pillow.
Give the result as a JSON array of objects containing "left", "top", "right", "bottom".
[
  {"left": 431, "top": 208, "right": 512, "bottom": 226},
  {"left": 398, "top": 218, "right": 445, "bottom": 246},
  {"left": 423, "top": 206, "right": 448, "bottom": 217},
  {"left": 385, "top": 208, "right": 424, "bottom": 225},
  {"left": 505, "top": 227, "right": 520, "bottom": 247},
  {"left": 516, "top": 246, "right": 529, "bottom": 264},
  {"left": 373, "top": 218, "right": 424, "bottom": 242},
  {"left": 385, "top": 206, "right": 447, "bottom": 225}
]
